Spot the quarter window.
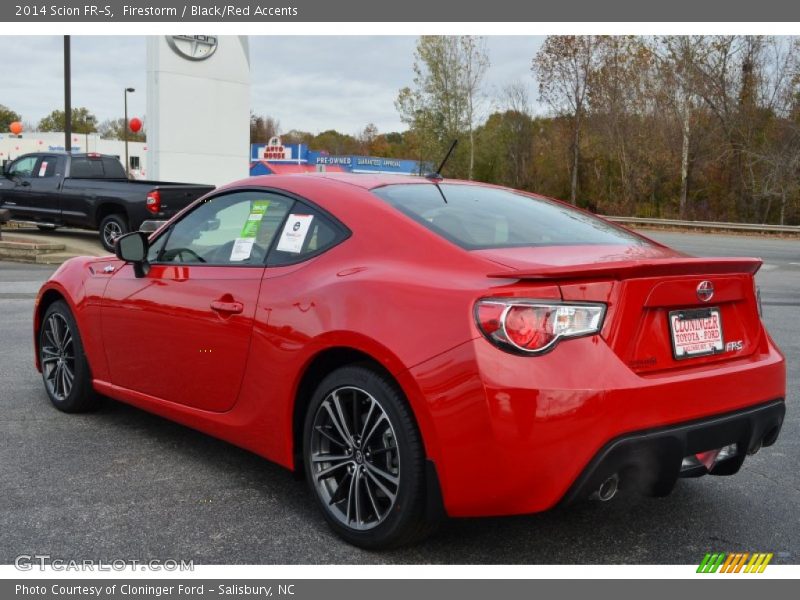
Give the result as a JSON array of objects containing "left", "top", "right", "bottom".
[{"left": 267, "top": 205, "right": 346, "bottom": 266}]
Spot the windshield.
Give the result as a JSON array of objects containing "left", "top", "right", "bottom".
[{"left": 371, "top": 183, "right": 649, "bottom": 250}]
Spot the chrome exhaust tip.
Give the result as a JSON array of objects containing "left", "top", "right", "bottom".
[{"left": 596, "top": 474, "right": 619, "bottom": 502}]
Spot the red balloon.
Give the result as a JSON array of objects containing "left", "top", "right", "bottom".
[
  {"left": 129, "top": 117, "right": 142, "bottom": 133},
  {"left": 9, "top": 121, "right": 22, "bottom": 135}
]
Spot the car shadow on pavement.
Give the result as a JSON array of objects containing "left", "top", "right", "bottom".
[{"left": 20, "top": 393, "right": 786, "bottom": 565}]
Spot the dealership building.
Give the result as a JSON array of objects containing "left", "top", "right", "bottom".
[
  {"left": 250, "top": 137, "right": 424, "bottom": 176},
  {"left": 2, "top": 132, "right": 422, "bottom": 182}
]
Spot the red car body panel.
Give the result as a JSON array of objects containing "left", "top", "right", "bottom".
[{"left": 33, "top": 174, "right": 786, "bottom": 518}]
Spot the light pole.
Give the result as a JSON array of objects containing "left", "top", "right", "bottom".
[
  {"left": 124, "top": 87, "right": 135, "bottom": 178},
  {"left": 64, "top": 36, "right": 71, "bottom": 153}
]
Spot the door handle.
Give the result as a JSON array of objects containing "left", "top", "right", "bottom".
[{"left": 210, "top": 299, "right": 244, "bottom": 315}]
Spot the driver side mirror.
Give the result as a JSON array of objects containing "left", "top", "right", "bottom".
[{"left": 115, "top": 231, "right": 150, "bottom": 278}]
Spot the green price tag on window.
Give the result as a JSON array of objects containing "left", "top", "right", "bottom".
[{"left": 240, "top": 200, "right": 270, "bottom": 238}]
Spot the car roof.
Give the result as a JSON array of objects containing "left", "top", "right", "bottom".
[{"left": 244, "top": 172, "right": 478, "bottom": 191}]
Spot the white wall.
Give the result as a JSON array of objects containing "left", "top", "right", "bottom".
[{"left": 146, "top": 35, "right": 250, "bottom": 186}]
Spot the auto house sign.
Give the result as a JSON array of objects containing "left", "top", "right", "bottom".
[{"left": 166, "top": 35, "right": 218, "bottom": 61}]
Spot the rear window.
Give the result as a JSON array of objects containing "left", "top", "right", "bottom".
[
  {"left": 371, "top": 183, "right": 648, "bottom": 249},
  {"left": 70, "top": 156, "right": 126, "bottom": 179}
]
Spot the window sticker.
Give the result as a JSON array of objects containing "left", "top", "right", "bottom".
[
  {"left": 229, "top": 238, "right": 256, "bottom": 262},
  {"left": 38, "top": 161, "right": 48, "bottom": 177},
  {"left": 276, "top": 214, "right": 314, "bottom": 254},
  {"left": 230, "top": 200, "right": 270, "bottom": 262}
]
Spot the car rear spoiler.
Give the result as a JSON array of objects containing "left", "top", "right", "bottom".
[{"left": 487, "top": 257, "right": 763, "bottom": 281}]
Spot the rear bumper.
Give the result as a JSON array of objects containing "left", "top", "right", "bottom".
[
  {"left": 408, "top": 332, "right": 786, "bottom": 517},
  {"left": 560, "top": 399, "right": 785, "bottom": 505}
]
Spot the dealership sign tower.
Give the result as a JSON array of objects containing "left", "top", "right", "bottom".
[{"left": 146, "top": 35, "right": 250, "bottom": 186}]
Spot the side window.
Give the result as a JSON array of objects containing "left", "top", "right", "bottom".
[
  {"left": 153, "top": 191, "right": 293, "bottom": 266},
  {"left": 8, "top": 156, "right": 37, "bottom": 178},
  {"left": 268, "top": 204, "right": 347, "bottom": 266},
  {"left": 70, "top": 158, "right": 104, "bottom": 178},
  {"left": 34, "top": 157, "right": 59, "bottom": 178}
]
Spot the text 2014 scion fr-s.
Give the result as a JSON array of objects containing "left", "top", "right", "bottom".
[{"left": 34, "top": 173, "right": 786, "bottom": 548}]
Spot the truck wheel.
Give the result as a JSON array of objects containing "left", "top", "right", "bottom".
[{"left": 99, "top": 214, "right": 128, "bottom": 252}]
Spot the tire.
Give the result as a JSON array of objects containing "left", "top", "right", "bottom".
[
  {"left": 99, "top": 214, "right": 128, "bottom": 252},
  {"left": 38, "top": 300, "right": 100, "bottom": 413},
  {"left": 303, "top": 364, "right": 439, "bottom": 548}
]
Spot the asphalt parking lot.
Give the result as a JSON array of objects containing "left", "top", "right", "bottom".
[{"left": 0, "top": 230, "right": 798, "bottom": 565}]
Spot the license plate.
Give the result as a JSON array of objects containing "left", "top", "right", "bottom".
[{"left": 669, "top": 307, "right": 724, "bottom": 360}]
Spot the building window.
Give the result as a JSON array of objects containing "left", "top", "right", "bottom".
[{"left": 129, "top": 156, "right": 140, "bottom": 170}]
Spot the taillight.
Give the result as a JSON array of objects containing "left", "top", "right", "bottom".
[
  {"left": 146, "top": 190, "right": 161, "bottom": 214},
  {"left": 475, "top": 299, "right": 606, "bottom": 354}
]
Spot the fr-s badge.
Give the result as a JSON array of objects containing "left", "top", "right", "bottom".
[{"left": 726, "top": 340, "right": 744, "bottom": 352}]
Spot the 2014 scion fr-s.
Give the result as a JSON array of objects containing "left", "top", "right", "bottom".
[{"left": 34, "top": 174, "right": 786, "bottom": 548}]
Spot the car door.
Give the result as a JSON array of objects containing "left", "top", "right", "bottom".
[
  {"left": 24, "top": 155, "right": 65, "bottom": 223},
  {"left": 0, "top": 155, "right": 38, "bottom": 219},
  {"left": 100, "top": 189, "right": 294, "bottom": 412}
]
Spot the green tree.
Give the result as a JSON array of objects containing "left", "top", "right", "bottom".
[
  {"left": 0, "top": 104, "right": 22, "bottom": 132},
  {"left": 311, "top": 130, "right": 360, "bottom": 155},
  {"left": 396, "top": 35, "right": 489, "bottom": 179},
  {"left": 38, "top": 107, "right": 98, "bottom": 134}
]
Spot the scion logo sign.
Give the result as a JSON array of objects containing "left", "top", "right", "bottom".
[
  {"left": 166, "top": 35, "right": 218, "bottom": 61},
  {"left": 696, "top": 280, "right": 714, "bottom": 302}
]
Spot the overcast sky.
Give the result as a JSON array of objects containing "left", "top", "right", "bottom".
[{"left": 0, "top": 36, "right": 544, "bottom": 136}]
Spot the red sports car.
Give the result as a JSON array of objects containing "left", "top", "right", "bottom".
[{"left": 34, "top": 174, "right": 786, "bottom": 548}]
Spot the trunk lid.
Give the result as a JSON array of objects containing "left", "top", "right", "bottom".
[{"left": 475, "top": 245, "right": 764, "bottom": 373}]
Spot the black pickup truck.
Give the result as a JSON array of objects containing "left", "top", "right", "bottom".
[{"left": 0, "top": 152, "right": 214, "bottom": 251}]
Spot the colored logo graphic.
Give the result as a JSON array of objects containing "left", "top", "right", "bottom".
[{"left": 697, "top": 552, "right": 773, "bottom": 573}]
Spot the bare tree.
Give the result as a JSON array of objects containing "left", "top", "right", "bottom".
[
  {"left": 533, "top": 36, "right": 602, "bottom": 204},
  {"left": 250, "top": 113, "right": 280, "bottom": 144},
  {"left": 656, "top": 36, "right": 706, "bottom": 217},
  {"left": 460, "top": 36, "right": 490, "bottom": 179},
  {"left": 499, "top": 81, "right": 535, "bottom": 189}
]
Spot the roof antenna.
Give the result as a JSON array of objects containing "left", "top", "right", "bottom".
[{"left": 425, "top": 139, "right": 458, "bottom": 180}]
